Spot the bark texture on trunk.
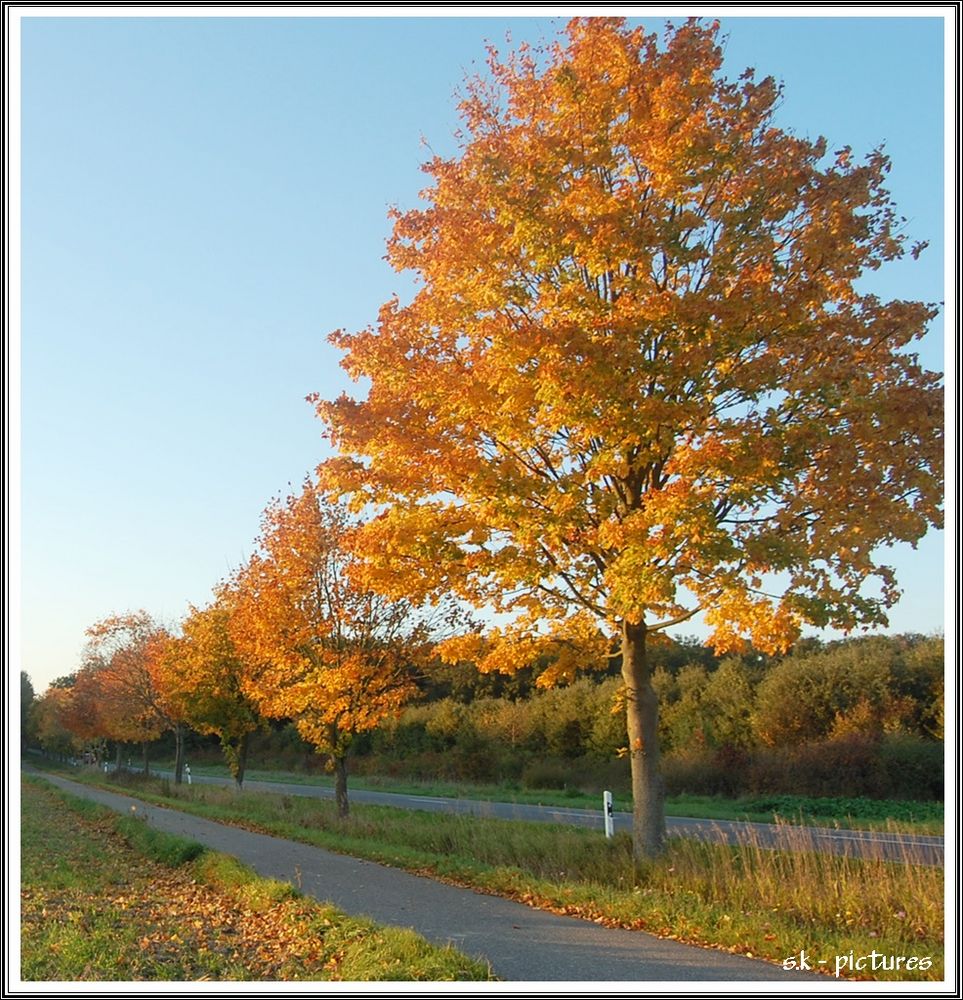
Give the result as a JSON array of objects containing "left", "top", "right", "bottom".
[
  {"left": 334, "top": 755, "right": 349, "bottom": 818},
  {"left": 620, "top": 619, "right": 665, "bottom": 859},
  {"left": 233, "top": 733, "right": 250, "bottom": 791},
  {"left": 173, "top": 724, "right": 185, "bottom": 785}
]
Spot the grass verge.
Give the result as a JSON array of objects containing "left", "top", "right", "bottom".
[
  {"left": 41, "top": 766, "right": 945, "bottom": 982},
  {"left": 19, "top": 776, "right": 493, "bottom": 982},
  {"left": 144, "top": 759, "right": 943, "bottom": 833}
]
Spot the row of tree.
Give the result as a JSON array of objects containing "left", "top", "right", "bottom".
[
  {"left": 31, "top": 487, "right": 462, "bottom": 816},
  {"left": 28, "top": 19, "right": 944, "bottom": 860}
]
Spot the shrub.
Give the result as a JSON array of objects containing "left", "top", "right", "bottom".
[
  {"left": 520, "top": 759, "right": 577, "bottom": 790},
  {"left": 585, "top": 678, "right": 627, "bottom": 758},
  {"left": 753, "top": 635, "right": 944, "bottom": 746},
  {"left": 876, "top": 734, "right": 943, "bottom": 800},
  {"left": 423, "top": 699, "right": 473, "bottom": 747},
  {"left": 654, "top": 664, "right": 710, "bottom": 754},
  {"left": 662, "top": 749, "right": 747, "bottom": 798},
  {"left": 529, "top": 681, "right": 597, "bottom": 758},
  {"left": 752, "top": 734, "right": 885, "bottom": 798},
  {"left": 471, "top": 696, "right": 541, "bottom": 752},
  {"left": 661, "top": 734, "right": 943, "bottom": 801},
  {"left": 701, "top": 657, "right": 761, "bottom": 749}
]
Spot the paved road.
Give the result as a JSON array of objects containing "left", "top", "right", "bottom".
[
  {"left": 151, "top": 768, "right": 943, "bottom": 867},
  {"left": 33, "top": 771, "right": 818, "bottom": 983}
]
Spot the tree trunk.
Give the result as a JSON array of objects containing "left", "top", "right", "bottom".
[
  {"left": 173, "top": 724, "right": 185, "bottom": 785},
  {"left": 233, "top": 733, "right": 250, "bottom": 791},
  {"left": 115, "top": 743, "right": 122, "bottom": 771},
  {"left": 142, "top": 742, "right": 150, "bottom": 778},
  {"left": 333, "top": 755, "right": 349, "bottom": 818},
  {"left": 621, "top": 619, "right": 665, "bottom": 860}
]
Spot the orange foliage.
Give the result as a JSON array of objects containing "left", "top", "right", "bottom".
[
  {"left": 76, "top": 611, "right": 175, "bottom": 745},
  {"left": 33, "top": 686, "right": 82, "bottom": 756},
  {"left": 311, "top": 18, "right": 943, "bottom": 854},
  {"left": 314, "top": 18, "right": 942, "bottom": 661},
  {"left": 229, "top": 483, "right": 441, "bottom": 762},
  {"left": 159, "top": 599, "right": 261, "bottom": 783}
]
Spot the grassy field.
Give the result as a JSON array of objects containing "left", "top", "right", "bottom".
[
  {"left": 152, "top": 759, "right": 944, "bottom": 833},
  {"left": 19, "top": 776, "right": 493, "bottom": 982},
  {"left": 43, "top": 765, "right": 945, "bottom": 982}
]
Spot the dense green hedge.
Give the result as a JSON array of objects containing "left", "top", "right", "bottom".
[
  {"left": 351, "top": 634, "right": 944, "bottom": 800},
  {"left": 661, "top": 734, "right": 943, "bottom": 800}
]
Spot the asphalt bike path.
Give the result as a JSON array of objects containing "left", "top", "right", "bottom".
[{"left": 34, "top": 771, "right": 819, "bottom": 983}]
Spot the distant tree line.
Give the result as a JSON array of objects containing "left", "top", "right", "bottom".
[
  {"left": 349, "top": 632, "right": 944, "bottom": 800},
  {"left": 21, "top": 612, "right": 944, "bottom": 799}
]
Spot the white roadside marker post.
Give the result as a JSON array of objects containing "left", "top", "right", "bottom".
[
  {"left": 603, "top": 790, "right": 614, "bottom": 839},
  {"left": 186, "top": 763, "right": 192, "bottom": 786}
]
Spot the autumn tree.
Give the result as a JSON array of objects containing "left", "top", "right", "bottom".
[
  {"left": 230, "top": 483, "right": 452, "bottom": 816},
  {"left": 314, "top": 19, "right": 943, "bottom": 857},
  {"left": 160, "top": 599, "right": 262, "bottom": 789},
  {"left": 33, "top": 686, "right": 81, "bottom": 761},
  {"left": 84, "top": 612, "right": 178, "bottom": 777},
  {"left": 21, "top": 672, "right": 37, "bottom": 750},
  {"left": 57, "top": 663, "right": 113, "bottom": 764}
]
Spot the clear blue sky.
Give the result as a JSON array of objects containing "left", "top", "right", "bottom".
[{"left": 17, "top": 11, "right": 948, "bottom": 694}]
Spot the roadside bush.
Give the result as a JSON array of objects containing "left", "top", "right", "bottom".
[
  {"left": 654, "top": 664, "right": 710, "bottom": 754},
  {"left": 571, "top": 756, "right": 632, "bottom": 796},
  {"left": 371, "top": 710, "right": 439, "bottom": 756},
  {"left": 452, "top": 729, "right": 513, "bottom": 783},
  {"left": 663, "top": 734, "right": 943, "bottom": 801},
  {"left": 876, "top": 734, "right": 943, "bottom": 800},
  {"left": 422, "top": 699, "right": 473, "bottom": 747},
  {"left": 653, "top": 657, "right": 762, "bottom": 756},
  {"left": 471, "top": 696, "right": 541, "bottom": 752},
  {"left": 231, "top": 633, "right": 944, "bottom": 803},
  {"left": 519, "top": 755, "right": 632, "bottom": 796},
  {"left": 663, "top": 747, "right": 749, "bottom": 798},
  {"left": 749, "top": 734, "right": 885, "bottom": 798},
  {"left": 585, "top": 678, "right": 626, "bottom": 758},
  {"left": 351, "top": 750, "right": 453, "bottom": 782},
  {"left": 529, "top": 681, "right": 598, "bottom": 758},
  {"left": 701, "top": 657, "right": 761, "bottom": 749},
  {"left": 520, "top": 759, "right": 576, "bottom": 790},
  {"left": 898, "top": 635, "right": 945, "bottom": 735},
  {"left": 753, "top": 635, "right": 944, "bottom": 746}
]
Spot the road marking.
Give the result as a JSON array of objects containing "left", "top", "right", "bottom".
[{"left": 803, "top": 832, "right": 939, "bottom": 847}]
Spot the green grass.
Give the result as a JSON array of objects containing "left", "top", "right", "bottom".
[
  {"left": 44, "top": 765, "right": 945, "bottom": 982},
  {"left": 143, "top": 758, "right": 943, "bottom": 834},
  {"left": 20, "top": 775, "right": 493, "bottom": 982},
  {"left": 658, "top": 793, "right": 942, "bottom": 833}
]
